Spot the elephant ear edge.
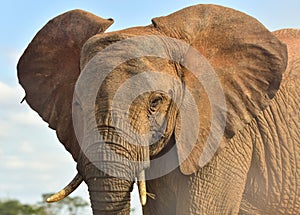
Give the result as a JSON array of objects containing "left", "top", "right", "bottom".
[
  {"left": 17, "top": 10, "right": 114, "bottom": 162},
  {"left": 152, "top": 4, "right": 288, "bottom": 174}
]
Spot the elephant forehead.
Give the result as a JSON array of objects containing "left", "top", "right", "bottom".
[
  {"left": 95, "top": 66, "right": 183, "bottom": 107},
  {"left": 80, "top": 33, "right": 162, "bottom": 70},
  {"left": 76, "top": 58, "right": 181, "bottom": 109},
  {"left": 76, "top": 35, "right": 188, "bottom": 111}
]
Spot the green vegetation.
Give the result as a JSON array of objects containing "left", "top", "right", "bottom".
[
  {"left": 0, "top": 194, "right": 90, "bottom": 215},
  {"left": 0, "top": 194, "right": 138, "bottom": 214},
  {"left": 0, "top": 199, "right": 48, "bottom": 215}
]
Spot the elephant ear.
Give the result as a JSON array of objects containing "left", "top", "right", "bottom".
[
  {"left": 152, "top": 4, "right": 288, "bottom": 174},
  {"left": 17, "top": 10, "right": 113, "bottom": 161}
]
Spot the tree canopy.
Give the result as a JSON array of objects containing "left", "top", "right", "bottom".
[{"left": 0, "top": 194, "right": 90, "bottom": 215}]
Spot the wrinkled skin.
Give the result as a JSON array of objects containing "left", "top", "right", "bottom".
[
  {"left": 145, "top": 29, "right": 300, "bottom": 214},
  {"left": 17, "top": 4, "right": 299, "bottom": 215}
]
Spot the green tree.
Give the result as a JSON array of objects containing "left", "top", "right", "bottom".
[
  {"left": 0, "top": 199, "right": 48, "bottom": 215},
  {"left": 0, "top": 195, "right": 90, "bottom": 215}
]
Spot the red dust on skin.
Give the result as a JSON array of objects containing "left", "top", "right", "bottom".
[{"left": 17, "top": 4, "right": 300, "bottom": 215}]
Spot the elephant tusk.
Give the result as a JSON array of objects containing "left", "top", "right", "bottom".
[
  {"left": 46, "top": 173, "right": 83, "bottom": 203},
  {"left": 137, "top": 170, "right": 147, "bottom": 206}
]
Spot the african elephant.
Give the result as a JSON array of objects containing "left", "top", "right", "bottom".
[{"left": 17, "top": 4, "right": 300, "bottom": 215}]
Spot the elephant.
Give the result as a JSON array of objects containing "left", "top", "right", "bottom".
[{"left": 17, "top": 4, "right": 300, "bottom": 215}]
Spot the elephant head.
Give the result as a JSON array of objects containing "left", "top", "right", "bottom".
[{"left": 17, "top": 4, "right": 287, "bottom": 214}]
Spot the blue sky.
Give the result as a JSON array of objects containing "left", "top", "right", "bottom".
[{"left": 0, "top": 0, "right": 299, "bottom": 214}]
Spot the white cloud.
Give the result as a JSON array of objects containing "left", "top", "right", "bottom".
[
  {"left": 19, "top": 141, "right": 35, "bottom": 154},
  {"left": 6, "top": 49, "right": 23, "bottom": 67},
  {"left": 0, "top": 48, "right": 23, "bottom": 72},
  {"left": 2, "top": 155, "right": 50, "bottom": 170},
  {"left": 0, "top": 81, "right": 24, "bottom": 107},
  {"left": 10, "top": 110, "right": 46, "bottom": 127},
  {"left": 0, "top": 122, "right": 10, "bottom": 138},
  {"left": 0, "top": 81, "right": 47, "bottom": 131}
]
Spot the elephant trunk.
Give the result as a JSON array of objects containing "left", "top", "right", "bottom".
[
  {"left": 78, "top": 148, "right": 134, "bottom": 214},
  {"left": 77, "top": 111, "right": 149, "bottom": 214},
  {"left": 84, "top": 161, "right": 133, "bottom": 214}
]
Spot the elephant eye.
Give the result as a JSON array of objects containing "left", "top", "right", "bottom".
[{"left": 149, "top": 94, "right": 163, "bottom": 113}]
